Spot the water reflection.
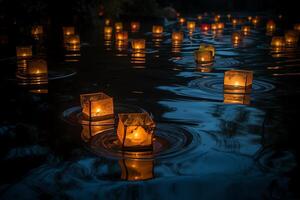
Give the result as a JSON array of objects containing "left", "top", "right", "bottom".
[
  {"left": 131, "top": 50, "right": 146, "bottom": 68},
  {"left": 224, "top": 93, "right": 251, "bottom": 105},
  {"left": 196, "top": 64, "right": 213, "bottom": 72},
  {"left": 115, "top": 41, "right": 128, "bottom": 56},
  {"left": 81, "top": 123, "right": 114, "bottom": 142},
  {"left": 64, "top": 44, "right": 81, "bottom": 62},
  {"left": 119, "top": 158, "right": 154, "bottom": 181}
]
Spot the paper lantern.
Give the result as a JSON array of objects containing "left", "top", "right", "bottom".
[
  {"left": 241, "top": 26, "right": 251, "bottom": 35},
  {"left": 201, "top": 24, "right": 210, "bottom": 31},
  {"left": 16, "top": 46, "right": 32, "bottom": 59},
  {"left": 131, "top": 22, "right": 140, "bottom": 32},
  {"left": 65, "top": 35, "right": 80, "bottom": 45},
  {"left": 285, "top": 30, "right": 299, "bottom": 46},
  {"left": 271, "top": 36, "right": 285, "bottom": 47},
  {"left": 104, "top": 26, "right": 113, "bottom": 35},
  {"left": 117, "top": 113, "right": 155, "bottom": 150},
  {"left": 80, "top": 92, "right": 114, "bottom": 120},
  {"left": 224, "top": 70, "right": 253, "bottom": 93},
  {"left": 198, "top": 43, "right": 215, "bottom": 57},
  {"left": 224, "top": 93, "right": 250, "bottom": 105},
  {"left": 119, "top": 159, "right": 154, "bottom": 181},
  {"left": 105, "top": 19, "right": 111, "bottom": 26},
  {"left": 247, "top": 16, "right": 253, "bottom": 21},
  {"left": 179, "top": 17, "right": 185, "bottom": 24},
  {"left": 266, "top": 20, "right": 276, "bottom": 32},
  {"left": 131, "top": 39, "right": 146, "bottom": 51},
  {"left": 115, "top": 22, "right": 123, "bottom": 32},
  {"left": 232, "top": 18, "right": 238, "bottom": 26},
  {"left": 172, "top": 31, "right": 183, "bottom": 42},
  {"left": 187, "top": 21, "right": 196, "bottom": 32},
  {"left": 197, "top": 15, "right": 203, "bottom": 20},
  {"left": 63, "top": 26, "right": 75, "bottom": 36},
  {"left": 252, "top": 17, "right": 259, "bottom": 25},
  {"left": 115, "top": 31, "right": 128, "bottom": 41},
  {"left": 152, "top": 25, "right": 163, "bottom": 35},
  {"left": 27, "top": 59, "right": 48, "bottom": 76},
  {"left": 232, "top": 32, "right": 242, "bottom": 44},
  {"left": 31, "top": 25, "right": 43, "bottom": 37},
  {"left": 194, "top": 50, "right": 213, "bottom": 64}
]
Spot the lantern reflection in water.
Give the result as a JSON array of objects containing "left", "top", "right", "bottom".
[
  {"left": 131, "top": 51, "right": 145, "bottom": 68},
  {"left": 80, "top": 92, "right": 114, "bottom": 121},
  {"left": 119, "top": 158, "right": 154, "bottom": 181},
  {"left": 232, "top": 18, "right": 238, "bottom": 26},
  {"left": 196, "top": 64, "right": 213, "bottom": 73},
  {"left": 252, "top": 17, "right": 259, "bottom": 26},
  {"left": 224, "top": 70, "right": 253, "bottom": 93},
  {"left": 224, "top": 93, "right": 250, "bottom": 105},
  {"left": 271, "top": 36, "right": 285, "bottom": 47},
  {"left": 131, "top": 22, "right": 140, "bottom": 32},
  {"left": 81, "top": 124, "right": 114, "bottom": 142},
  {"left": 16, "top": 46, "right": 32, "bottom": 59},
  {"left": 232, "top": 32, "right": 242, "bottom": 45},
  {"left": 285, "top": 30, "right": 299, "bottom": 46},
  {"left": 117, "top": 113, "right": 155, "bottom": 150}
]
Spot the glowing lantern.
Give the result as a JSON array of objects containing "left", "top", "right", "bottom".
[
  {"left": 232, "top": 18, "right": 238, "bottom": 26},
  {"left": 131, "top": 22, "right": 140, "bottom": 32},
  {"left": 199, "top": 43, "right": 215, "bottom": 57},
  {"left": 80, "top": 92, "right": 114, "bottom": 120},
  {"left": 232, "top": 32, "right": 242, "bottom": 44},
  {"left": 117, "top": 113, "right": 155, "bottom": 150},
  {"left": 172, "top": 31, "right": 183, "bottom": 42},
  {"left": 63, "top": 26, "right": 75, "bottom": 36},
  {"left": 247, "top": 16, "right": 253, "bottom": 21},
  {"left": 187, "top": 21, "right": 196, "bottom": 32},
  {"left": 179, "top": 17, "right": 185, "bottom": 24},
  {"left": 224, "top": 93, "right": 250, "bottom": 105},
  {"left": 31, "top": 25, "right": 43, "bottom": 37},
  {"left": 65, "top": 35, "right": 80, "bottom": 46},
  {"left": 104, "top": 26, "right": 113, "bottom": 35},
  {"left": 115, "top": 31, "right": 128, "bottom": 41},
  {"left": 16, "top": 46, "right": 32, "bottom": 59},
  {"left": 194, "top": 50, "right": 213, "bottom": 64},
  {"left": 152, "top": 25, "right": 163, "bottom": 35},
  {"left": 241, "top": 26, "right": 251, "bottom": 35},
  {"left": 27, "top": 59, "right": 48, "bottom": 75},
  {"left": 119, "top": 159, "right": 154, "bottom": 181},
  {"left": 284, "top": 30, "right": 299, "bottom": 46},
  {"left": 105, "top": 19, "right": 111, "bottom": 26},
  {"left": 224, "top": 70, "right": 253, "bottom": 93},
  {"left": 266, "top": 20, "right": 276, "bottom": 32},
  {"left": 252, "top": 17, "right": 259, "bottom": 25},
  {"left": 197, "top": 15, "right": 203, "bottom": 20},
  {"left": 294, "top": 24, "right": 300, "bottom": 31},
  {"left": 271, "top": 36, "right": 285, "bottom": 47},
  {"left": 131, "top": 39, "right": 146, "bottom": 51},
  {"left": 201, "top": 24, "right": 210, "bottom": 31},
  {"left": 115, "top": 22, "right": 123, "bottom": 32},
  {"left": 211, "top": 23, "right": 218, "bottom": 30},
  {"left": 211, "top": 22, "right": 224, "bottom": 30},
  {"left": 214, "top": 15, "right": 221, "bottom": 22}
]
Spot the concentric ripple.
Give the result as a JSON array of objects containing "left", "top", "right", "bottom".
[{"left": 88, "top": 124, "right": 201, "bottom": 160}]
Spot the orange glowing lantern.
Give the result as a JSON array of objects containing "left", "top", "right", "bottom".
[
  {"left": 104, "top": 26, "right": 113, "bottom": 35},
  {"left": 227, "top": 14, "right": 232, "bottom": 20},
  {"left": 117, "top": 113, "right": 155, "bottom": 150},
  {"left": 232, "top": 32, "right": 242, "bottom": 44},
  {"left": 201, "top": 24, "right": 210, "bottom": 31},
  {"left": 152, "top": 25, "right": 163, "bottom": 35},
  {"left": 197, "top": 15, "right": 203, "bottom": 20},
  {"left": 131, "top": 39, "right": 146, "bottom": 51},
  {"left": 115, "top": 22, "right": 123, "bottom": 32},
  {"left": 179, "top": 17, "right": 185, "bottom": 24},
  {"left": 119, "top": 159, "right": 154, "bottom": 181},
  {"left": 294, "top": 24, "right": 300, "bottom": 31},
  {"left": 105, "top": 19, "right": 111, "bottom": 26},
  {"left": 187, "top": 21, "right": 196, "bottom": 32},
  {"left": 115, "top": 31, "right": 128, "bottom": 41},
  {"left": 284, "top": 30, "right": 299, "bottom": 46},
  {"left": 241, "top": 26, "right": 251, "bottom": 35},
  {"left": 214, "top": 15, "right": 221, "bottom": 22},
  {"left": 252, "top": 17, "right": 259, "bottom": 25},
  {"left": 27, "top": 59, "right": 48, "bottom": 75},
  {"left": 16, "top": 46, "right": 32, "bottom": 59},
  {"left": 211, "top": 22, "right": 224, "bottom": 30},
  {"left": 224, "top": 70, "right": 253, "bottom": 93},
  {"left": 199, "top": 43, "right": 215, "bottom": 57},
  {"left": 194, "top": 50, "right": 213, "bottom": 64},
  {"left": 247, "top": 16, "right": 253, "bottom": 21},
  {"left": 80, "top": 92, "right": 114, "bottom": 120},
  {"left": 271, "top": 36, "right": 285, "bottom": 47},
  {"left": 172, "top": 31, "right": 183, "bottom": 42},
  {"left": 65, "top": 35, "right": 80, "bottom": 46},
  {"left": 266, "top": 20, "right": 276, "bottom": 32},
  {"left": 31, "top": 25, "right": 43, "bottom": 37},
  {"left": 224, "top": 93, "right": 250, "bottom": 105},
  {"left": 232, "top": 18, "right": 238, "bottom": 26},
  {"left": 131, "top": 22, "right": 140, "bottom": 32},
  {"left": 63, "top": 26, "right": 75, "bottom": 36}
]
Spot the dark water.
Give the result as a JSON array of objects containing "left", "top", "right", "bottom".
[{"left": 0, "top": 13, "right": 299, "bottom": 199}]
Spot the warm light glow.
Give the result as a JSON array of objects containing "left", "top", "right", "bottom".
[
  {"left": 172, "top": 31, "right": 183, "bottom": 42},
  {"left": 201, "top": 24, "right": 210, "bottom": 31},
  {"left": 224, "top": 70, "right": 253, "bottom": 93},
  {"left": 252, "top": 17, "right": 259, "bottom": 25},
  {"left": 104, "top": 26, "right": 113, "bottom": 35},
  {"left": 247, "top": 16, "right": 253, "bottom": 21},
  {"left": 115, "top": 31, "right": 128, "bottom": 41},
  {"left": 179, "top": 17, "right": 185, "bottom": 24},
  {"left": 224, "top": 93, "right": 250, "bottom": 105},
  {"left": 80, "top": 92, "right": 114, "bottom": 120},
  {"left": 131, "top": 22, "right": 140, "bottom": 32},
  {"left": 131, "top": 39, "right": 146, "bottom": 51},
  {"left": 197, "top": 15, "right": 203, "bottom": 20},
  {"left": 31, "top": 25, "right": 43, "bottom": 37},
  {"left": 119, "top": 159, "right": 154, "bottom": 181},
  {"left": 16, "top": 46, "right": 32, "bottom": 59},
  {"left": 187, "top": 21, "right": 196, "bottom": 32},
  {"left": 27, "top": 59, "right": 48, "bottom": 75},
  {"left": 211, "top": 22, "right": 224, "bottom": 30},
  {"left": 63, "top": 26, "right": 75, "bottom": 36},
  {"left": 241, "top": 26, "right": 251, "bottom": 35},
  {"left": 232, "top": 32, "right": 242, "bottom": 44},
  {"left": 285, "top": 30, "right": 299, "bottom": 46},
  {"left": 194, "top": 50, "right": 213, "bottom": 64},
  {"left": 105, "top": 19, "right": 111, "bottom": 26},
  {"left": 152, "top": 25, "right": 163, "bottom": 35},
  {"left": 294, "top": 24, "right": 300, "bottom": 31},
  {"left": 117, "top": 113, "right": 155, "bottom": 149},
  {"left": 198, "top": 43, "right": 215, "bottom": 57},
  {"left": 115, "top": 22, "right": 123, "bottom": 32},
  {"left": 232, "top": 18, "right": 238, "bottom": 25},
  {"left": 271, "top": 36, "right": 285, "bottom": 47},
  {"left": 266, "top": 20, "right": 276, "bottom": 32}
]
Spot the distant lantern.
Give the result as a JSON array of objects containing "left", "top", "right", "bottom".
[
  {"left": 197, "top": 15, "right": 203, "bottom": 20},
  {"left": 232, "top": 18, "right": 238, "bottom": 26},
  {"left": 119, "top": 159, "right": 154, "bottom": 181},
  {"left": 294, "top": 24, "right": 300, "bottom": 31},
  {"left": 214, "top": 15, "right": 221, "bottom": 22},
  {"left": 104, "top": 26, "right": 113, "bottom": 35},
  {"left": 172, "top": 31, "right": 183, "bottom": 42},
  {"left": 117, "top": 113, "right": 155, "bottom": 150},
  {"left": 227, "top": 14, "right": 232, "bottom": 20},
  {"left": 16, "top": 46, "right": 32, "bottom": 59},
  {"left": 247, "top": 16, "right": 253, "bottom": 21},
  {"left": 131, "top": 22, "right": 140, "bottom": 32},
  {"left": 284, "top": 30, "right": 299, "bottom": 46},
  {"left": 201, "top": 24, "right": 210, "bottom": 31},
  {"left": 224, "top": 70, "right": 253, "bottom": 93},
  {"left": 31, "top": 25, "right": 43, "bottom": 37},
  {"left": 115, "top": 22, "right": 123, "bottom": 32},
  {"left": 105, "top": 19, "right": 111, "bottom": 26},
  {"left": 152, "top": 25, "right": 163, "bottom": 35},
  {"left": 224, "top": 93, "right": 250, "bottom": 105},
  {"left": 63, "top": 26, "right": 75, "bottom": 36},
  {"left": 131, "top": 39, "right": 146, "bottom": 51},
  {"left": 194, "top": 50, "right": 213, "bottom": 64},
  {"left": 211, "top": 22, "right": 224, "bottom": 30},
  {"left": 198, "top": 43, "right": 215, "bottom": 57},
  {"left": 266, "top": 20, "right": 276, "bottom": 32},
  {"left": 179, "top": 17, "right": 185, "bottom": 24},
  {"left": 232, "top": 32, "right": 242, "bottom": 44},
  {"left": 252, "top": 17, "right": 259, "bottom": 25},
  {"left": 115, "top": 31, "right": 128, "bottom": 41},
  {"left": 187, "top": 21, "right": 196, "bottom": 32},
  {"left": 27, "top": 59, "right": 48, "bottom": 76},
  {"left": 271, "top": 36, "right": 285, "bottom": 47},
  {"left": 80, "top": 92, "right": 114, "bottom": 120},
  {"left": 241, "top": 26, "right": 251, "bottom": 35},
  {"left": 217, "top": 22, "right": 224, "bottom": 29},
  {"left": 65, "top": 35, "right": 80, "bottom": 46}
]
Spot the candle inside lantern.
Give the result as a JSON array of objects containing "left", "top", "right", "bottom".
[
  {"left": 115, "top": 31, "right": 128, "bottom": 41},
  {"left": 266, "top": 20, "right": 276, "bottom": 32},
  {"left": 152, "top": 25, "right": 163, "bottom": 35},
  {"left": 252, "top": 17, "right": 259, "bottom": 25},
  {"left": 198, "top": 43, "right": 215, "bottom": 57},
  {"left": 104, "top": 26, "right": 113, "bottom": 35},
  {"left": 119, "top": 158, "right": 154, "bottom": 181},
  {"left": 179, "top": 17, "right": 185, "bottom": 24},
  {"left": 27, "top": 59, "right": 48, "bottom": 75},
  {"left": 241, "top": 26, "right": 251, "bottom": 35},
  {"left": 201, "top": 24, "right": 210, "bottom": 31},
  {"left": 131, "top": 22, "right": 140, "bottom": 32},
  {"left": 63, "top": 26, "right": 75, "bottom": 36},
  {"left": 232, "top": 32, "right": 242, "bottom": 44},
  {"left": 80, "top": 92, "right": 114, "bottom": 120},
  {"left": 187, "top": 21, "right": 196, "bottom": 32},
  {"left": 224, "top": 70, "right": 253, "bottom": 93},
  {"left": 194, "top": 50, "right": 213, "bottom": 64},
  {"left": 232, "top": 18, "right": 238, "bottom": 26},
  {"left": 16, "top": 46, "right": 32, "bottom": 59},
  {"left": 131, "top": 39, "right": 146, "bottom": 51},
  {"left": 65, "top": 35, "right": 80, "bottom": 45},
  {"left": 115, "top": 22, "right": 123, "bottom": 32},
  {"left": 271, "top": 36, "right": 285, "bottom": 47},
  {"left": 117, "top": 113, "right": 155, "bottom": 149},
  {"left": 31, "top": 25, "right": 43, "bottom": 37},
  {"left": 224, "top": 93, "right": 250, "bottom": 105},
  {"left": 172, "top": 31, "right": 183, "bottom": 43},
  {"left": 285, "top": 30, "right": 299, "bottom": 46}
]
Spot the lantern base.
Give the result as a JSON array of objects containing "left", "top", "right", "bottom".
[
  {"left": 81, "top": 113, "right": 114, "bottom": 122},
  {"left": 223, "top": 85, "right": 252, "bottom": 94}
]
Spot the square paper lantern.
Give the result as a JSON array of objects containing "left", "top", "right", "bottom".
[
  {"left": 232, "top": 19, "right": 238, "bottom": 26},
  {"left": 271, "top": 36, "right": 285, "bottom": 47},
  {"left": 201, "top": 24, "right": 210, "bottom": 31},
  {"left": 211, "top": 23, "right": 218, "bottom": 31},
  {"left": 104, "top": 26, "right": 113, "bottom": 35},
  {"left": 179, "top": 17, "right": 185, "bottom": 24},
  {"left": 194, "top": 50, "right": 213, "bottom": 64},
  {"left": 119, "top": 159, "right": 154, "bottom": 181},
  {"left": 80, "top": 92, "right": 114, "bottom": 120},
  {"left": 131, "top": 22, "right": 140, "bottom": 32},
  {"left": 252, "top": 17, "right": 259, "bottom": 25},
  {"left": 199, "top": 44, "right": 215, "bottom": 57},
  {"left": 187, "top": 21, "right": 196, "bottom": 32},
  {"left": 232, "top": 32, "right": 242, "bottom": 44},
  {"left": 152, "top": 25, "right": 163, "bottom": 35},
  {"left": 172, "top": 31, "right": 183, "bottom": 42},
  {"left": 224, "top": 93, "right": 250, "bottom": 105},
  {"left": 285, "top": 30, "right": 299, "bottom": 46},
  {"left": 115, "top": 22, "right": 123, "bottom": 32},
  {"left": 115, "top": 31, "right": 128, "bottom": 41},
  {"left": 241, "top": 26, "right": 251, "bottom": 35},
  {"left": 63, "top": 26, "right": 75, "bottom": 36},
  {"left": 31, "top": 25, "right": 43, "bottom": 36},
  {"left": 224, "top": 70, "right": 253, "bottom": 93},
  {"left": 117, "top": 113, "right": 155, "bottom": 150},
  {"left": 266, "top": 20, "right": 276, "bottom": 32},
  {"left": 131, "top": 39, "right": 146, "bottom": 51},
  {"left": 27, "top": 59, "right": 48, "bottom": 75},
  {"left": 16, "top": 46, "right": 32, "bottom": 59}
]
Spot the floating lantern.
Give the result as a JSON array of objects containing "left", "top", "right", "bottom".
[
  {"left": 104, "top": 26, "right": 113, "bottom": 35},
  {"left": 232, "top": 18, "right": 238, "bottom": 26},
  {"left": 172, "top": 31, "right": 183, "bottom": 43},
  {"left": 27, "top": 59, "right": 48, "bottom": 76},
  {"left": 115, "top": 31, "right": 128, "bottom": 41},
  {"left": 227, "top": 14, "right": 232, "bottom": 20},
  {"left": 266, "top": 20, "right": 276, "bottom": 32},
  {"left": 187, "top": 21, "right": 196, "bottom": 32},
  {"left": 224, "top": 70, "right": 253, "bottom": 93},
  {"left": 115, "top": 22, "right": 123, "bottom": 32},
  {"left": 241, "top": 26, "right": 251, "bottom": 35},
  {"left": 194, "top": 50, "right": 213, "bottom": 64},
  {"left": 16, "top": 46, "right": 32, "bottom": 59},
  {"left": 294, "top": 24, "right": 300, "bottom": 31},
  {"left": 117, "top": 113, "right": 155, "bottom": 150},
  {"left": 31, "top": 25, "right": 43, "bottom": 37},
  {"left": 80, "top": 92, "right": 114, "bottom": 120},
  {"left": 232, "top": 32, "right": 242, "bottom": 44},
  {"left": 198, "top": 43, "right": 215, "bottom": 57},
  {"left": 179, "top": 17, "right": 185, "bottom": 24},
  {"left": 131, "top": 51, "right": 146, "bottom": 66},
  {"left": 247, "top": 16, "right": 253, "bottom": 21},
  {"left": 252, "top": 17, "right": 259, "bottom": 25},
  {"left": 214, "top": 15, "right": 221, "bottom": 22},
  {"left": 131, "top": 39, "right": 146, "bottom": 51},
  {"left": 152, "top": 25, "right": 163, "bottom": 35},
  {"left": 197, "top": 15, "right": 203, "bottom": 20},
  {"left": 284, "top": 30, "right": 299, "bottom": 46},
  {"left": 65, "top": 35, "right": 80, "bottom": 46},
  {"left": 211, "top": 23, "right": 218, "bottom": 30},
  {"left": 131, "top": 22, "right": 140, "bottom": 32},
  {"left": 119, "top": 159, "right": 154, "bottom": 181},
  {"left": 201, "top": 24, "right": 210, "bottom": 31},
  {"left": 224, "top": 93, "right": 250, "bottom": 105},
  {"left": 105, "top": 19, "right": 111, "bottom": 26},
  {"left": 211, "top": 22, "right": 224, "bottom": 30},
  {"left": 63, "top": 26, "right": 75, "bottom": 36},
  {"left": 271, "top": 36, "right": 285, "bottom": 47}
]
